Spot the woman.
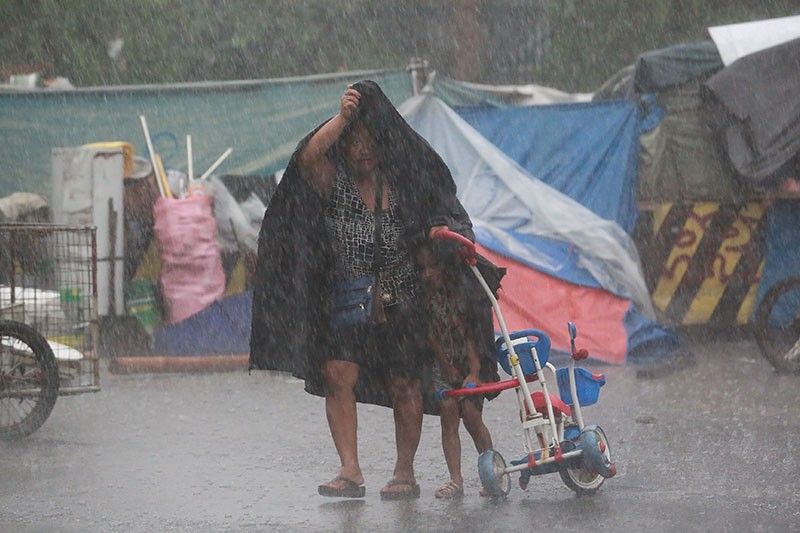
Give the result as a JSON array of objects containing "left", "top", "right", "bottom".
[{"left": 249, "top": 81, "right": 477, "bottom": 500}]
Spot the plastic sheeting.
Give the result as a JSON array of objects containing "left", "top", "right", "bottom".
[
  {"left": 704, "top": 38, "right": 800, "bottom": 183},
  {"left": 633, "top": 41, "right": 722, "bottom": 93},
  {"left": 709, "top": 15, "right": 800, "bottom": 65},
  {"left": 398, "top": 93, "right": 655, "bottom": 317},
  {"left": 476, "top": 245, "right": 629, "bottom": 364},
  {"left": 429, "top": 74, "right": 593, "bottom": 107},
  {"left": 153, "top": 194, "right": 225, "bottom": 324},
  {"left": 757, "top": 201, "right": 800, "bottom": 317},
  {"left": 154, "top": 291, "right": 252, "bottom": 355},
  {"left": 205, "top": 176, "right": 266, "bottom": 255},
  {"left": 455, "top": 99, "right": 658, "bottom": 231},
  {"left": 0, "top": 69, "right": 412, "bottom": 196},
  {"left": 639, "top": 83, "right": 742, "bottom": 202}
]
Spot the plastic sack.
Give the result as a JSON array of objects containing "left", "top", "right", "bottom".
[
  {"left": 206, "top": 176, "right": 265, "bottom": 254},
  {"left": 153, "top": 194, "right": 225, "bottom": 324}
]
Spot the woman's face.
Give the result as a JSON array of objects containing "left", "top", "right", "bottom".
[
  {"left": 342, "top": 123, "right": 379, "bottom": 176},
  {"left": 417, "top": 246, "right": 445, "bottom": 289}
]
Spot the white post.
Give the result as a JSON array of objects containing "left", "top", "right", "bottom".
[
  {"left": 199, "top": 147, "right": 233, "bottom": 181},
  {"left": 186, "top": 134, "right": 194, "bottom": 183},
  {"left": 568, "top": 357, "right": 585, "bottom": 429}
]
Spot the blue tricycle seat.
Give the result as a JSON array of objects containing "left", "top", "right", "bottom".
[{"left": 495, "top": 329, "right": 550, "bottom": 377}]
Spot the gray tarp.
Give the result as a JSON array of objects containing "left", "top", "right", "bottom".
[
  {"left": 704, "top": 38, "right": 800, "bottom": 182},
  {"left": 634, "top": 41, "right": 722, "bottom": 94},
  {"left": 595, "top": 41, "right": 722, "bottom": 100}
]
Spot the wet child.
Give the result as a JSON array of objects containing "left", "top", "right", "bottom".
[{"left": 416, "top": 238, "right": 500, "bottom": 499}]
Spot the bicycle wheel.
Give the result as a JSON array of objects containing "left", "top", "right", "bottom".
[
  {"left": 754, "top": 277, "right": 800, "bottom": 374},
  {"left": 0, "top": 320, "right": 60, "bottom": 439}
]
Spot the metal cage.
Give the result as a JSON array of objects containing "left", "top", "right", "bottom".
[{"left": 0, "top": 223, "right": 100, "bottom": 394}]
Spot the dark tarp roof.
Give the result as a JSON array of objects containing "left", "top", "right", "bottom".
[
  {"left": 594, "top": 41, "right": 723, "bottom": 100},
  {"left": 704, "top": 37, "right": 800, "bottom": 182}
]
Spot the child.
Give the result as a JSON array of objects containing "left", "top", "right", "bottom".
[{"left": 416, "top": 238, "right": 501, "bottom": 499}]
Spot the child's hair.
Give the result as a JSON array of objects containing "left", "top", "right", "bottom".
[{"left": 423, "top": 238, "right": 461, "bottom": 270}]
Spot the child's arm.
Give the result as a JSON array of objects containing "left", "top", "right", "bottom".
[{"left": 462, "top": 335, "right": 482, "bottom": 387}]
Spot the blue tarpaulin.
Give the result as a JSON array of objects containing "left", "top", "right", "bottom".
[
  {"left": 455, "top": 99, "right": 662, "bottom": 232},
  {"left": 154, "top": 292, "right": 252, "bottom": 355},
  {"left": 757, "top": 201, "right": 800, "bottom": 325}
]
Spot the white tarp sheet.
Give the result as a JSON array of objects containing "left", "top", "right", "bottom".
[
  {"left": 398, "top": 92, "right": 655, "bottom": 317},
  {"left": 709, "top": 15, "right": 800, "bottom": 65}
]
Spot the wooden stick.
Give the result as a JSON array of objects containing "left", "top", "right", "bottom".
[
  {"left": 155, "top": 154, "right": 173, "bottom": 199},
  {"left": 198, "top": 147, "right": 232, "bottom": 181},
  {"left": 139, "top": 115, "right": 166, "bottom": 198},
  {"left": 186, "top": 134, "right": 193, "bottom": 183}
]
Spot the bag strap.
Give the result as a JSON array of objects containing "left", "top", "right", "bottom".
[
  {"left": 371, "top": 174, "right": 387, "bottom": 323},
  {"left": 372, "top": 174, "right": 385, "bottom": 271}
]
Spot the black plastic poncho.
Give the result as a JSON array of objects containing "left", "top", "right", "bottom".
[{"left": 249, "top": 80, "right": 501, "bottom": 410}]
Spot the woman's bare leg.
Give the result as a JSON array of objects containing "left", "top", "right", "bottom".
[
  {"left": 387, "top": 375, "right": 423, "bottom": 484},
  {"left": 322, "top": 359, "right": 363, "bottom": 485}
]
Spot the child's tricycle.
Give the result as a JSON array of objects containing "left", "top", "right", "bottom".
[{"left": 433, "top": 229, "right": 616, "bottom": 497}]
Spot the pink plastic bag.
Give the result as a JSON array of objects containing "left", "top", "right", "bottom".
[{"left": 153, "top": 195, "right": 225, "bottom": 324}]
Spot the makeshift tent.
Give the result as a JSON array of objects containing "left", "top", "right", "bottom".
[
  {"left": 399, "top": 92, "right": 682, "bottom": 364},
  {"left": 0, "top": 69, "right": 413, "bottom": 196},
  {"left": 593, "top": 28, "right": 799, "bottom": 329}
]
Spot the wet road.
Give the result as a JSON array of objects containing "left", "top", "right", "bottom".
[{"left": 1, "top": 335, "right": 798, "bottom": 532}]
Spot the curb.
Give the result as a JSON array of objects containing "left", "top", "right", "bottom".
[{"left": 108, "top": 354, "right": 249, "bottom": 374}]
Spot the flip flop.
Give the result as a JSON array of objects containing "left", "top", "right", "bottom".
[
  {"left": 434, "top": 480, "right": 464, "bottom": 499},
  {"left": 318, "top": 476, "right": 366, "bottom": 498},
  {"left": 380, "top": 478, "right": 421, "bottom": 500}
]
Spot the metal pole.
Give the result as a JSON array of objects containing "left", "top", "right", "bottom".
[{"left": 407, "top": 57, "right": 429, "bottom": 96}]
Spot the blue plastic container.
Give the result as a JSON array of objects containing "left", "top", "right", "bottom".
[
  {"left": 556, "top": 367, "right": 605, "bottom": 407},
  {"left": 495, "top": 330, "right": 550, "bottom": 376}
]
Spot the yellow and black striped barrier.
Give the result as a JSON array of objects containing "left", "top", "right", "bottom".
[{"left": 637, "top": 201, "right": 765, "bottom": 326}]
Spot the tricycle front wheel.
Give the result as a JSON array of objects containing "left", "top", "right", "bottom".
[
  {"left": 0, "top": 320, "right": 59, "bottom": 440},
  {"left": 560, "top": 425, "right": 613, "bottom": 496}
]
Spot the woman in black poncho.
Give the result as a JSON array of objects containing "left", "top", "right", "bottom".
[{"left": 249, "top": 81, "right": 498, "bottom": 500}]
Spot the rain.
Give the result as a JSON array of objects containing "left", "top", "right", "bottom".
[{"left": 1, "top": 2, "right": 800, "bottom": 531}]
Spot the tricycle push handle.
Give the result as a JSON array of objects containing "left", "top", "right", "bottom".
[{"left": 431, "top": 228, "right": 477, "bottom": 265}]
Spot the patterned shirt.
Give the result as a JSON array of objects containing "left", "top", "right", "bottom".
[{"left": 324, "top": 171, "right": 417, "bottom": 305}]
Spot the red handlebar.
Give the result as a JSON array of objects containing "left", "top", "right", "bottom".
[{"left": 431, "top": 228, "right": 477, "bottom": 265}]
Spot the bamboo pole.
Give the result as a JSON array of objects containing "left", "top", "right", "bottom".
[
  {"left": 139, "top": 115, "right": 166, "bottom": 198},
  {"left": 155, "top": 154, "right": 173, "bottom": 199}
]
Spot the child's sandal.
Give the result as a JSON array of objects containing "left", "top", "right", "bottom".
[{"left": 434, "top": 480, "right": 464, "bottom": 499}]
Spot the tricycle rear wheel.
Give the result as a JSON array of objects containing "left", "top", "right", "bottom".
[
  {"left": 0, "top": 320, "right": 59, "bottom": 440},
  {"left": 478, "top": 449, "right": 511, "bottom": 498}
]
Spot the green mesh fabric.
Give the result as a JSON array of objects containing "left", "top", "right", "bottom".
[{"left": 0, "top": 69, "right": 412, "bottom": 196}]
